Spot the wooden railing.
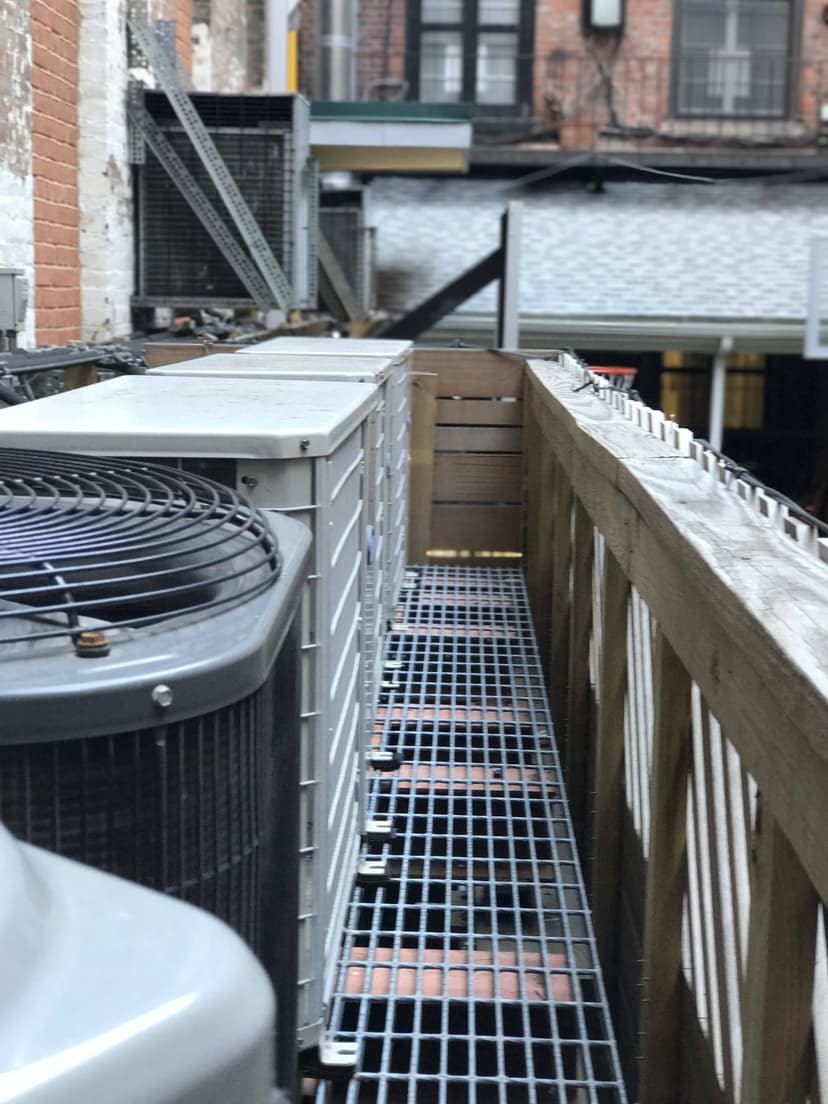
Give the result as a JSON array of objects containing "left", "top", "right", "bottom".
[{"left": 409, "top": 345, "right": 828, "bottom": 1103}]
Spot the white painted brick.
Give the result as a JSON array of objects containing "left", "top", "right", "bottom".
[{"left": 78, "top": 0, "right": 133, "bottom": 341}]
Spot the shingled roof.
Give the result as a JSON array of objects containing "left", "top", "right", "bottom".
[{"left": 371, "top": 176, "right": 828, "bottom": 348}]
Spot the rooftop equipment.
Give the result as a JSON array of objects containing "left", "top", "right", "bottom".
[
  {"left": 132, "top": 92, "right": 315, "bottom": 312},
  {"left": 0, "top": 448, "right": 308, "bottom": 1093},
  {"left": 0, "top": 380, "right": 379, "bottom": 1065},
  {"left": 0, "top": 822, "right": 276, "bottom": 1103},
  {"left": 147, "top": 347, "right": 409, "bottom": 840},
  {"left": 237, "top": 337, "right": 413, "bottom": 620}
]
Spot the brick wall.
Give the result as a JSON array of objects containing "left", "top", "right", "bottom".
[
  {"left": 0, "top": 0, "right": 35, "bottom": 346},
  {"left": 345, "top": 0, "right": 828, "bottom": 131},
  {"left": 535, "top": 0, "right": 675, "bottom": 129},
  {"left": 31, "top": 0, "right": 81, "bottom": 345},
  {"left": 356, "top": 0, "right": 407, "bottom": 98},
  {"left": 175, "top": 0, "right": 193, "bottom": 72}
]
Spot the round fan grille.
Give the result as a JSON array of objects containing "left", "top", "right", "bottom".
[{"left": 0, "top": 448, "right": 281, "bottom": 644}]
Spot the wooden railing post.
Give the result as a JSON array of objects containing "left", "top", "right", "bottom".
[
  {"left": 524, "top": 397, "right": 556, "bottom": 677},
  {"left": 639, "top": 627, "right": 692, "bottom": 1104},
  {"left": 407, "top": 371, "right": 437, "bottom": 562},
  {"left": 740, "top": 810, "right": 818, "bottom": 1104},
  {"left": 591, "top": 548, "right": 630, "bottom": 978},
  {"left": 548, "top": 456, "right": 573, "bottom": 745},
  {"left": 565, "top": 497, "right": 594, "bottom": 850}
]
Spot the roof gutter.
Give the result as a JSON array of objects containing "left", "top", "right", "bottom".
[{"left": 420, "top": 312, "right": 808, "bottom": 355}]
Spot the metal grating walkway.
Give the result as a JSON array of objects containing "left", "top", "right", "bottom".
[{"left": 314, "top": 566, "right": 627, "bottom": 1104}]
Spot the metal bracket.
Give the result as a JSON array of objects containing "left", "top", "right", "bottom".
[
  {"left": 368, "top": 749, "right": 402, "bottom": 772},
  {"left": 362, "top": 819, "right": 397, "bottom": 842},
  {"left": 317, "top": 1038, "right": 358, "bottom": 1081},
  {"left": 128, "top": 101, "right": 273, "bottom": 311},
  {"left": 127, "top": 13, "right": 294, "bottom": 310},
  {"left": 356, "top": 859, "right": 389, "bottom": 887}
]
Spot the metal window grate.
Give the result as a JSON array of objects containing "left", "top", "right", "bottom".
[{"left": 315, "top": 565, "right": 627, "bottom": 1103}]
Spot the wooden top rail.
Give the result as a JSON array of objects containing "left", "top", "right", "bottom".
[{"left": 527, "top": 355, "right": 828, "bottom": 902}]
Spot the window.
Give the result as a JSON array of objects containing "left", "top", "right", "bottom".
[
  {"left": 674, "top": 0, "right": 794, "bottom": 117},
  {"left": 407, "top": 0, "right": 534, "bottom": 112}
]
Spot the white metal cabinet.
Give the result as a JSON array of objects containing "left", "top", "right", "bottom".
[
  {"left": 149, "top": 352, "right": 391, "bottom": 721},
  {"left": 237, "top": 337, "right": 412, "bottom": 618},
  {"left": 0, "top": 374, "right": 379, "bottom": 1053}
]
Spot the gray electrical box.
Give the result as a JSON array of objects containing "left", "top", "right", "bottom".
[{"left": 0, "top": 268, "right": 28, "bottom": 332}]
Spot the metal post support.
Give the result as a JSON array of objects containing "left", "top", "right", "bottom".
[
  {"left": 708, "top": 335, "right": 733, "bottom": 452},
  {"left": 266, "top": 0, "right": 290, "bottom": 92},
  {"left": 496, "top": 201, "right": 522, "bottom": 350},
  {"left": 127, "top": 14, "right": 295, "bottom": 310}
]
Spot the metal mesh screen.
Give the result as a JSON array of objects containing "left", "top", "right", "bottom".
[
  {"left": 138, "top": 94, "right": 294, "bottom": 303},
  {"left": 0, "top": 680, "right": 274, "bottom": 953},
  {"left": 315, "top": 566, "right": 627, "bottom": 1103}
]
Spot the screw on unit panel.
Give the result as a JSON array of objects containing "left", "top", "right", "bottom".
[
  {"left": 74, "top": 630, "right": 110, "bottom": 658},
  {"left": 300, "top": 439, "right": 310, "bottom": 451},
  {"left": 152, "top": 684, "right": 174, "bottom": 709}
]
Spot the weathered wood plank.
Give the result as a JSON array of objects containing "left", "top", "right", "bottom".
[
  {"left": 143, "top": 342, "right": 243, "bottom": 367},
  {"left": 62, "top": 364, "right": 98, "bottom": 390},
  {"left": 523, "top": 396, "right": 556, "bottom": 676},
  {"left": 408, "top": 371, "right": 438, "bottom": 562},
  {"left": 527, "top": 361, "right": 828, "bottom": 901},
  {"left": 565, "top": 497, "right": 594, "bottom": 850},
  {"left": 590, "top": 547, "right": 630, "bottom": 976},
  {"left": 436, "top": 397, "right": 523, "bottom": 426},
  {"left": 432, "top": 454, "right": 522, "bottom": 504},
  {"left": 430, "top": 504, "right": 522, "bottom": 552},
  {"left": 434, "top": 426, "right": 523, "bottom": 453},
  {"left": 638, "top": 628, "right": 692, "bottom": 1104},
  {"left": 413, "top": 347, "right": 525, "bottom": 398},
  {"left": 740, "top": 810, "right": 818, "bottom": 1104},
  {"left": 548, "top": 457, "right": 573, "bottom": 741}
]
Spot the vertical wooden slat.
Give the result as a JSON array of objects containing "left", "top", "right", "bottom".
[
  {"left": 565, "top": 498, "right": 594, "bottom": 850},
  {"left": 523, "top": 395, "right": 556, "bottom": 676},
  {"left": 639, "top": 627, "right": 692, "bottom": 1104},
  {"left": 548, "top": 457, "right": 573, "bottom": 743},
  {"left": 407, "top": 371, "right": 437, "bottom": 562},
  {"left": 740, "top": 810, "right": 818, "bottom": 1104},
  {"left": 63, "top": 363, "right": 98, "bottom": 390},
  {"left": 591, "top": 548, "right": 630, "bottom": 978}
]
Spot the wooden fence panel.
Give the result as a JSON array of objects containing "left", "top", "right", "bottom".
[{"left": 410, "top": 347, "right": 525, "bottom": 564}]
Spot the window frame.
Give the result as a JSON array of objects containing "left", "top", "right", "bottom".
[
  {"left": 670, "top": 0, "right": 801, "bottom": 121},
  {"left": 406, "top": 0, "right": 536, "bottom": 116}
]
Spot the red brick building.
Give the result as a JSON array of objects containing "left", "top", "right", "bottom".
[
  {"left": 0, "top": 0, "right": 191, "bottom": 346},
  {"left": 300, "top": 0, "right": 828, "bottom": 165}
]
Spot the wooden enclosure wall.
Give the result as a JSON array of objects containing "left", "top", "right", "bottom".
[
  {"left": 408, "top": 347, "right": 525, "bottom": 564},
  {"left": 142, "top": 342, "right": 244, "bottom": 368},
  {"left": 525, "top": 354, "right": 828, "bottom": 1104}
]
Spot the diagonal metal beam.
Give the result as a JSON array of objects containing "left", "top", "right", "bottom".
[
  {"left": 317, "top": 232, "right": 361, "bottom": 323},
  {"left": 382, "top": 247, "right": 503, "bottom": 340},
  {"left": 127, "top": 15, "right": 294, "bottom": 310},
  {"left": 129, "top": 102, "right": 273, "bottom": 311}
]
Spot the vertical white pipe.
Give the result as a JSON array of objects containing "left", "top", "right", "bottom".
[
  {"left": 266, "top": 0, "right": 289, "bottom": 92},
  {"left": 708, "top": 335, "right": 733, "bottom": 451}
]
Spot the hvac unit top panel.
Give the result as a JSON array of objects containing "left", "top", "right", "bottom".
[
  {"left": 151, "top": 352, "right": 394, "bottom": 384},
  {"left": 0, "top": 376, "right": 378, "bottom": 459},
  {"left": 243, "top": 337, "right": 412, "bottom": 360}
]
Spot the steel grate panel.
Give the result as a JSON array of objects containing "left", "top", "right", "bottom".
[{"left": 314, "top": 566, "right": 627, "bottom": 1103}]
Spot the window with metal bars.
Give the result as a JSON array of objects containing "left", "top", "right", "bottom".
[
  {"left": 673, "top": 0, "right": 795, "bottom": 118},
  {"left": 406, "top": 0, "right": 535, "bottom": 114}
]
